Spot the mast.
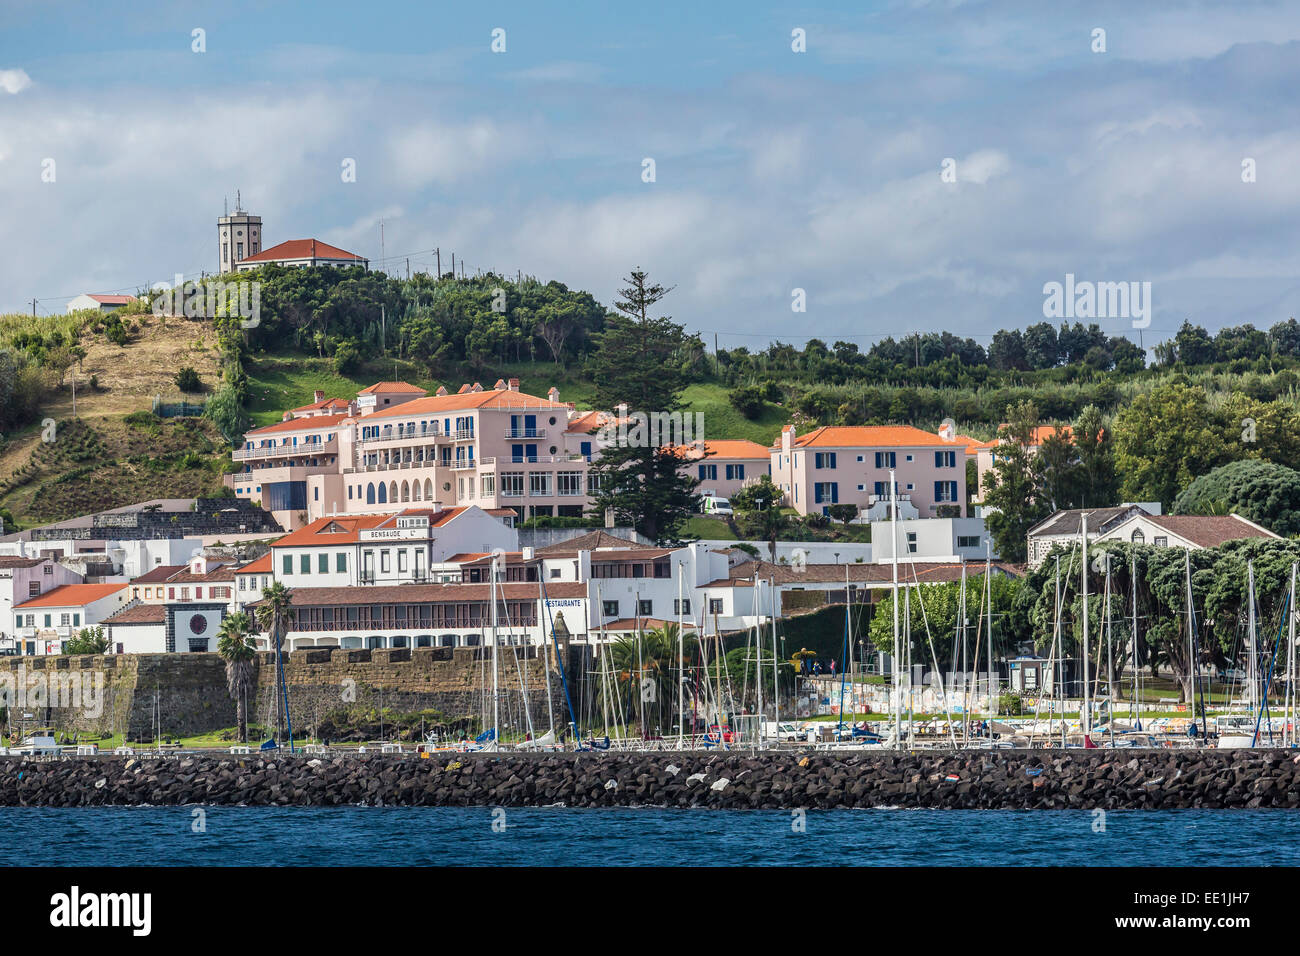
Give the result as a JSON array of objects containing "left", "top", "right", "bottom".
[
  {"left": 1054, "top": 554, "right": 1065, "bottom": 747},
  {"left": 905, "top": 585, "right": 913, "bottom": 744},
  {"left": 770, "top": 576, "right": 780, "bottom": 739},
  {"left": 985, "top": 540, "right": 993, "bottom": 729},
  {"left": 755, "top": 579, "right": 764, "bottom": 749},
  {"left": 490, "top": 552, "right": 500, "bottom": 750},
  {"left": 677, "top": 563, "right": 685, "bottom": 747},
  {"left": 1081, "top": 515, "right": 1091, "bottom": 742},
  {"left": 1105, "top": 552, "right": 1115, "bottom": 747},
  {"left": 1248, "top": 560, "right": 1258, "bottom": 726},
  {"left": 891, "top": 467, "right": 901, "bottom": 749},
  {"left": 1289, "top": 563, "right": 1297, "bottom": 748},
  {"left": 1131, "top": 548, "right": 1140, "bottom": 730}
]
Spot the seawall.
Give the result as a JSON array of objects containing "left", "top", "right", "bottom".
[{"left": 2, "top": 749, "right": 1297, "bottom": 810}]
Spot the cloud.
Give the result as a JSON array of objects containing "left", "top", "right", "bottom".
[{"left": 0, "top": 69, "right": 32, "bottom": 94}]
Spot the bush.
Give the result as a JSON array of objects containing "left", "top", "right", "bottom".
[
  {"left": 728, "top": 384, "right": 767, "bottom": 419},
  {"left": 174, "top": 366, "right": 202, "bottom": 392},
  {"left": 334, "top": 340, "right": 362, "bottom": 375}
]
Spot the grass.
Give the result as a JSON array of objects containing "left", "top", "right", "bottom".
[
  {"left": 677, "top": 382, "right": 790, "bottom": 444},
  {"left": 681, "top": 516, "right": 737, "bottom": 540}
]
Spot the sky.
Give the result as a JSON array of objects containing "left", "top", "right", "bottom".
[{"left": 3, "top": 0, "right": 1300, "bottom": 350}]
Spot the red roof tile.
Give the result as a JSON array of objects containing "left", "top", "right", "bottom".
[{"left": 238, "top": 239, "right": 366, "bottom": 264}]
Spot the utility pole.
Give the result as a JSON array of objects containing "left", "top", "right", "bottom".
[
  {"left": 436, "top": 248, "right": 441, "bottom": 277},
  {"left": 406, "top": 257, "right": 410, "bottom": 280},
  {"left": 31, "top": 298, "right": 37, "bottom": 317}
]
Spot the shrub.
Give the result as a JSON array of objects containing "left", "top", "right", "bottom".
[
  {"left": 174, "top": 366, "right": 202, "bottom": 392},
  {"left": 728, "top": 384, "right": 767, "bottom": 419}
]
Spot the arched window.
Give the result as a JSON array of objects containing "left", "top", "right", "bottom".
[
  {"left": 401, "top": 481, "right": 410, "bottom": 502},
  {"left": 389, "top": 481, "right": 398, "bottom": 502},
  {"left": 366, "top": 482, "right": 376, "bottom": 505},
  {"left": 377, "top": 483, "right": 387, "bottom": 504},
  {"left": 1131, "top": 529, "right": 1145, "bottom": 544},
  {"left": 412, "top": 481, "right": 422, "bottom": 501},
  {"left": 424, "top": 478, "right": 433, "bottom": 500}
]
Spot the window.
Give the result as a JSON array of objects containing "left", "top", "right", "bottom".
[
  {"left": 906, "top": 532, "right": 917, "bottom": 554},
  {"left": 933, "top": 481, "right": 958, "bottom": 503},
  {"left": 957, "top": 535, "right": 981, "bottom": 548},
  {"left": 28, "top": 581, "right": 39, "bottom": 597},
  {"left": 874, "top": 452, "right": 896, "bottom": 469},
  {"left": 239, "top": 577, "right": 246, "bottom": 591},
  {"left": 398, "top": 551, "right": 408, "bottom": 573},
  {"left": 381, "top": 551, "right": 391, "bottom": 573},
  {"left": 481, "top": 475, "right": 495, "bottom": 497},
  {"left": 698, "top": 464, "right": 717, "bottom": 480},
  {"left": 300, "top": 555, "right": 311, "bottom": 574},
  {"left": 43, "top": 565, "right": 52, "bottom": 575},
  {"left": 934, "top": 451, "right": 956, "bottom": 468},
  {"left": 603, "top": 600, "right": 619, "bottom": 617},
  {"left": 638, "top": 599, "right": 652, "bottom": 617},
  {"left": 725, "top": 463, "right": 745, "bottom": 480},
  {"left": 708, "top": 599, "right": 724, "bottom": 615},
  {"left": 60, "top": 613, "right": 69, "bottom": 626},
  {"left": 501, "top": 473, "right": 524, "bottom": 498},
  {"left": 856, "top": 455, "right": 864, "bottom": 462},
  {"left": 1154, "top": 536, "right": 1168, "bottom": 547},
  {"left": 550, "top": 568, "right": 561, "bottom": 579},
  {"left": 529, "top": 472, "right": 552, "bottom": 497},
  {"left": 1131, "top": 529, "right": 1145, "bottom": 544},
  {"left": 336, "top": 553, "right": 347, "bottom": 573},
  {"left": 674, "top": 598, "right": 691, "bottom": 615},
  {"left": 814, "top": 482, "right": 838, "bottom": 504},
  {"left": 318, "top": 553, "right": 328, "bottom": 574},
  {"left": 557, "top": 472, "right": 583, "bottom": 496},
  {"left": 283, "top": 555, "right": 293, "bottom": 575},
  {"left": 814, "top": 452, "right": 837, "bottom": 469}
]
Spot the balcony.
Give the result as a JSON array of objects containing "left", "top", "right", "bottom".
[
  {"left": 450, "top": 460, "right": 477, "bottom": 471},
  {"left": 357, "top": 428, "right": 441, "bottom": 445},
  {"left": 234, "top": 438, "right": 337, "bottom": 460},
  {"left": 505, "top": 428, "right": 546, "bottom": 439},
  {"left": 478, "top": 455, "right": 585, "bottom": 467}
]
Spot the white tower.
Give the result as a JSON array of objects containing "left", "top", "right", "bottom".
[{"left": 218, "top": 191, "right": 262, "bottom": 274}]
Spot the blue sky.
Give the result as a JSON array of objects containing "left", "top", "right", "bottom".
[{"left": 4, "top": 0, "right": 1300, "bottom": 349}]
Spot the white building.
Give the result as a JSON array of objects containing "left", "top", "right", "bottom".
[
  {"left": 11, "top": 583, "right": 130, "bottom": 655},
  {"left": 66, "top": 293, "right": 136, "bottom": 314}
]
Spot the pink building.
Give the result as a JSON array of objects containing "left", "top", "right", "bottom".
[
  {"left": 230, "top": 379, "right": 601, "bottom": 529},
  {"left": 771, "top": 425, "right": 968, "bottom": 518},
  {"left": 671, "top": 440, "right": 771, "bottom": 499}
]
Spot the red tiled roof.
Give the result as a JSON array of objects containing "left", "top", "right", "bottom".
[
  {"left": 668, "top": 439, "right": 772, "bottom": 461},
  {"left": 270, "top": 508, "right": 467, "bottom": 548},
  {"left": 291, "top": 397, "right": 351, "bottom": 413},
  {"left": 101, "top": 604, "right": 166, "bottom": 625},
  {"left": 238, "top": 239, "right": 366, "bottom": 264},
  {"left": 0, "top": 556, "right": 47, "bottom": 569},
  {"left": 782, "top": 426, "right": 965, "bottom": 449},
  {"left": 86, "top": 294, "right": 136, "bottom": 305},
  {"left": 237, "top": 554, "right": 273, "bottom": 574},
  {"left": 1140, "top": 514, "right": 1279, "bottom": 548},
  {"left": 131, "top": 564, "right": 186, "bottom": 583},
  {"left": 598, "top": 618, "right": 698, "bottom": 632},
  {"left": 366, "top": 389, "right": 567, "bottom": 419},
  {"left": 14, "top": 583, "right": 126, "bottom": 609},
  {"left": 358, "top": 381, "right": 426, "bottom": 395},
  {"left": 244, "top": 412, "right": 351, "bottom": 436}
]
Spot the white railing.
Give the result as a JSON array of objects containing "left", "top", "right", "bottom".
[
  {"left": 233, "top": 439, "right": 336, "bottom": 460},
  {"left": 504, "top": 428, "right": 546, "bottom": 439}
]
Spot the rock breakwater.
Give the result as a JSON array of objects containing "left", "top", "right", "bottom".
[{"left": 2, "top": 750, "right": 1298, "bottom": 810}]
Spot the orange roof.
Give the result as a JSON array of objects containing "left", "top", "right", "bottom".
[
  {"left": 15, "top": 583, "right": 126, "bottom": 609},
  {"left": 86, "top": 294, "right": 137, "bottom": 304},
  {"left": 784, "top": 426, "right": 964, "bottom": 449},
  {"left": 564, "top": 410, "right": 609, "bottom": 434},
  {"left": 668, "top": 439, "right": 772, "bottom": 460},
  {"left": 270, "top": 508, "right": 467, "bottom": 547},
  {"left": 239, "top": 238, "right": 365, "bottom": 263},
  {"left": 359, "top": 381, "right": 427, "bottom": 395},
  {"left": 237, "top": 554, "right": 273, "bottom": 574},
  {"left": 291, "top": 397, "right": 350, "bottom": 413},
  {"left": 366, "top": 389, "right": 567, "bottom": 420},
  {"left": 244, "top": 412, "right": 351, "bottom": 436}
]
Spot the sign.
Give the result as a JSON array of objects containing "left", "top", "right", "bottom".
[
  {"left": 544, "top": 598, "right": 583, "bottom": 608},
  {"left": 360, "top": 528, "right": 428, "bottom": 541}
]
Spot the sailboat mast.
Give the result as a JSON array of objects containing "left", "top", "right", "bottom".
[
  {"left": 1248, "top": 560, "right": 1257, "bottom": 726},
  {"left": 1105, "top": 553, "right": 1115, "bottom": 747},
  {"left": 890, "top": 467, "right": 901, "bottom": 749},
  {"left": 1081, "top": 515, "right": 1091, "bottom": 741},
  {"left": 985, "top": 541, "right": 993, "bottom": 727},
  {"left": 1289, "top": 563, "right": 1297, "bottom": 748},
  {"left": 491, "top": 555, "right": 500, "bottom": 750},
  {"left": 755, "top": 579, "right": 764, "bottom": 749},
  {"left": 677, "top": 563, "right": 685, "bottom": 747},
  {"left": 1054, "top": 554, "right": 1064, "bottom": 747},
  {"left": 1131, "top": 549, "right": 1139, "bottom": 727},
  {"left": 770, "top": 576, "right": 780, "bottom": 738}
]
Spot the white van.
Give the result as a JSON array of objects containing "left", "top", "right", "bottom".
[{"left": 701, "top": 496, "right": 733, "bottom": 517}]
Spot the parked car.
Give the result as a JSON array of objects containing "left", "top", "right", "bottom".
[{"left": 701, "top": 496, "right": 733, "bottom": 517}]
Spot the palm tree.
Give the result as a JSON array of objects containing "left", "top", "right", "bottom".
[
  {"left": 597, "top": 624, "right": 696, "bottom": 735},
  {"left": 254, "top": 581, "right": 295, "bottom": 743},
  {"left": 216, "top": 612, "right": 256, "bottom": 742}
]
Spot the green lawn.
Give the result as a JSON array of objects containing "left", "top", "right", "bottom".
[
  {"left": 681, "top": 515, "right": 738, "bottom": 540},
  {"left": 677, "top": 382, "right": 790, "bottom": 444}
]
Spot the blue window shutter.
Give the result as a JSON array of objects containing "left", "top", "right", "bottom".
[
  {"left": 831, "top": 483, "right": 839, "bottom": 503},
  {"left": 829, "top": 453, "right": 837, "bottom": 468},
  {"left": 699, "top": 465, "right": 707, "bottom": 479}
]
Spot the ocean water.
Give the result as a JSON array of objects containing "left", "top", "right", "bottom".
[{"left": 5, "top": 806, "right": 1298, "bottom": 866}]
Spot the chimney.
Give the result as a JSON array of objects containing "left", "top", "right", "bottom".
[
  {"left": 547, "top": 386, "right": 559, "bottom": 403},
  {"left": 313, "top": 389, "right": 325, "bottom": 403},
  {"left": 507, "top": 378, "right": 520, "bottom": 392},
  {"left": 435, "top": 386, "right": 448, "bottom": 397},
  {"left": 471, "top": 382, "right": 484, "bottom": 393},
  {"left": 494, "top": 379, "right": 506, "bottom": 390},
  {"left": 458, "top": 384, "right": 471, "bottom": 394}
]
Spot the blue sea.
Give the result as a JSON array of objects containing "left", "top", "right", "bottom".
[{"left": 4, "top": 807, "right": 1298, "bottom": 866}]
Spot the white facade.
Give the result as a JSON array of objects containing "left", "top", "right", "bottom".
[{"left": 870, "top": 517, "right": 996, "bottom": 564}]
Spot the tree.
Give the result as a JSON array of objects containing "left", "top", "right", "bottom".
[
  {"left": 597, "top": 624, "right": 698, "bottom": 734},
  {"left": 981, "top": 401, "right": 1053, "bottom": 562},
  {"left": 588, "top": 271, "right": 700, "bottom": 544},
  {"left": 731, "top": 475, "right": 790, "bottom": 561},
  {"left": 826, "top": 503, "right": 858, "bottom": 527},
  {"left": 1173, "top": 459, "right": 1300, "bottom": 535},
  {"left": 1113, "top": 383, "right": 1225, "bottom": 507},
  {"left": 217, "top": 611, "right": 257, "bottom": 742},
  {"left": 254, "top": 582, "right": 295, "bottom": 743},
  {"left": 1074, "top": 404, "right": 1119, "bottom": 507},
  {"left": 63, "top": 626, "right": 109, "bottom": 655},
  {"left": 174, "top": 366, "right": 201, "bottom": 392}
]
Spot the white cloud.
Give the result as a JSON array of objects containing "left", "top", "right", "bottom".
[{"left": 0, "top": 69, "right": 32, "bottom": 94}]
